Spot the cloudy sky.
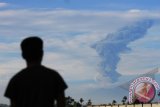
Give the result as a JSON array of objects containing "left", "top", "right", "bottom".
[{"left": 0, "top": 0, "right": 160, "bottom": 105}]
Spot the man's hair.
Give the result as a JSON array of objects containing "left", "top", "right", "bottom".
[{"left": 21, "top": 36, "right": 43, "bottom": 62}]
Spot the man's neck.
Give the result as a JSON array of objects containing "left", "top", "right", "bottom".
[{"left": 26, "top": 61, "right": 41, "bottom": 68}]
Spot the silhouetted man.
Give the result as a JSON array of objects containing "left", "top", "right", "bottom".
[{"left": 4, "top": 36, "right": 68, "bottom": 107}]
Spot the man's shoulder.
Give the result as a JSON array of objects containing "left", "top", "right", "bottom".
[
  {"left": 10, "top": 65, "right": 61, "bottom": 81},
  {"left": 19, "top": 65, "right": 58, "bottom": 73},
  {"left": 41, "top": 65, "right": 59, "bottom": 74},
  {"left": 41, "top": 65, "right": 57, "bottom": 71},
  {"left": 33, "top": 65, "right": 62, "bottom": 79},
  {"left": 10, "top": 68, "right": 28, "bottom": 81}
]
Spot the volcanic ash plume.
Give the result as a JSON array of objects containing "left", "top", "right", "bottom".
[{"left": 93, "top": 19, "right": 153, "bottom": 82}]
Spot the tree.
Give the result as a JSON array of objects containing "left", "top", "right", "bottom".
[
  {"left": 122, "top": 99, "right": 125, "bottom": 105},
  {"left": 76, "top": 102, "right": 81, "bottom": 107},
  {"left": 80, "top": 98, "right": 84, "bottom": 105},
  {"left": 108, "top": 103, "right": 111, "bottom": 106},
  {"left": 112, "top": 100, "right": 117, "bottom": 105},
  {"left": 122, "top": 96, "right": 127, "bottom": 104},
  {"left": 158, "top": 92, "right": 160, "bottom": 101},
  {"left": 87, "top": 99, "right": 92, "bottom": 106},
  {"left": 66, "top": 96, "right": 75, "bottom": 107},
  {"left": 66, "top": 96, "right": 71, "bottom": 105},
  {"left": 158, "top": 92, "right": 160, "bottom": 96}
]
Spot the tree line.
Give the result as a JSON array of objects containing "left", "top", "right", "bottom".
[{"left": 66, "top": 96, "right": 92, "bottom": 107}]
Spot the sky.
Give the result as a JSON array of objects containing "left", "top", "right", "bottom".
[{"left": 0, "top": 0, "right": 160, "bottom": 105}]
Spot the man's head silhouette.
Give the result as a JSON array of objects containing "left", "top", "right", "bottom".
[
  {"left": 21, "top": 36, "right": 43, "bottom": 63},
  {"left": 5, "top": 36, "right": 67, "bottom": 107}
]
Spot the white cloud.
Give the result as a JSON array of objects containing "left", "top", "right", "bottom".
[
  {"left": 0, "top": 2, "right": 9, "bottom": 8},
  {"left": 0, "top": 9, "right": 159, "bottom": 37},
  {"left": 43, "top": 51, "right": 99, "bottom": 81},
  {"left": 0, "top": 8, "right": 160, "bottom": 81},
  {"left": 1, "top": 8, "right": 160, "bottom": 104},
  {"left": 128, "top": 9, "right": 141, "bottom": 13},
  {"left": 0, "top": 42, "right": 19, "bottom": 52},
  {"left": 0, "top": 59, "right": 25, "bottom": 75}
]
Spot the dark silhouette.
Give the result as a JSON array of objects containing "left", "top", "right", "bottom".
[
  {"left": 80, "top": 98, "right": 84, "bottom": 106},
  {"left": 87, "top": 99, "right": 92, "bottom": 106},
  {"left": 4, "top": 36, "right": 68, "bottom": 107},
  {"left": 122, "top": 96, "right": 127, "bottom": 104},
  {"left": 133, "top": 99, "right": 141, "bottom": 104},
  {"left": 112, "top": 100, "right": 117, "bottom": 105}
]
